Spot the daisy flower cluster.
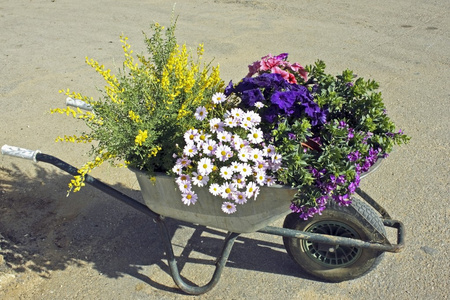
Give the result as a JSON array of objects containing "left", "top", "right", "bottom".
[{"left": 172, "top": 93, "right": 283, "bottom": 214}]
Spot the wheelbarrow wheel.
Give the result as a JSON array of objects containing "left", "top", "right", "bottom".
[{"left": 283, "top": 197, "right": 385, "bottom": 282}]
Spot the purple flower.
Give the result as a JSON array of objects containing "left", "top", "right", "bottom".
[
  {"left": 224, "top": 80, "right": 235, "bottom": 96},
  {"left": 241, "top": 88, "right": 265, "bottom": 106},
  {"left": 274, "top": 53, "right": 289, "bottom": 60},
  {"left": 316, "top": 195, "right": 329, "bottom": 206},
  {"left": 332, "top": 193, "right": 352, "bottom": 206},
  {"left": 347, "top": 128, "right": 355, "bottom": 139},
  {"left": 347, "top": 151, "right": 360, "bottom": 162},
  {"left": 338, "top": 121, "right": 347, "bottom": 128},
  {"left": 354, "top": 174, "right": 361, "bottom": 186},
  {"left": 263, "top": 106, "right": 279, "bottom": 123},
  {"left": 336, "top": 175, "right": 346, "bottom": 185},
  {"left": 348, "top": 181, "right": 358, "bottom": 194}
]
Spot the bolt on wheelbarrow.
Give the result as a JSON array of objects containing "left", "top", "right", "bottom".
[{"left": 1, "top": 144, "right": 405, "bottom": 295}]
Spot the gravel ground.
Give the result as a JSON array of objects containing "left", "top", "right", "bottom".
[{"left": 1, "top": 0, "right": 449, "bottom": 299}]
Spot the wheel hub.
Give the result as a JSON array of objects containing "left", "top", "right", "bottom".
[{"left": 303, "top": 220, "right": 362, "bottom": 267}]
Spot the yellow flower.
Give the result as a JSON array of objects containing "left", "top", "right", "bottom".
[
  {"left": 128, "top": 110, "right": 141, "bottom": 123},
  {"left": 135, "top": 129, "right": 148, "bottom": 146}
]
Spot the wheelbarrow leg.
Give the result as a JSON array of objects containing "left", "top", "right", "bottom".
[{"left": 155, "top": 216, "right": 240, "bottom": 295}]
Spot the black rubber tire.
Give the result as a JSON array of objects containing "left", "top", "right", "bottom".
[{"left": 283, "top": 197, "right": 385, "bottom": 282}]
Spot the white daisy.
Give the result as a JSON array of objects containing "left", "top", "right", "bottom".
[
  {"left": 255, "top": 170, "right": 266, "bottom": 185},
  {"left": 220, "top": 182, "right": 236, "bottom": 199},
  {"left": 202, "top": 139, "right": 217, "bottom": 156},
  {"left": 253, "top": 160, "right": 268, "bottom": 172},
  {"left": 217, "top": 131, "right": 232, "bottom": 143},
  {"left": 194, "top": 106, "right": 208, "bottom": 121},
  {"left": 194, "top": 130, "right": 211, "bottom": 144},
  {"left": 183, "top": 129, "right": 199, "bottom": 144},
  {"left": 210, "top": 118, "right": 224, "bottom": 133},
  {"left": 177, "top": 180, "right": 192, "bottom": 193},
  {"left": 232, "top": 136, "right": 247, "bottom": 150},
  {"left": 245, "top": 181, "right": 258, "bottom": 198},
  {"left": 224, "top": 117, "right": 238, "bottom": 128},
  {"left": 221, "top": 201, "right": 237, "bottom": 214},
  {"left": 181, "top": 190, "right": 198, "bottom": 206},
  {"left": 247, "top": 128, "right": 264, "bottom": 144},
  {"left": 254, "top": 101, "right": 264, "bottom": 109},
  {"left": 232, "top": 174, "right": 246, "bottom": 189},
  {"left": 176, "top": 174, "right": 190, "bottom": 185},
  {"left": 233, "top": 192, "right": 247, "bottom": 205},
  {"left": 243, "top": 111, "right": 261, "bottom": 126},
  {"left": 212, "top": 92, "right": 227, "bottom": 104},
  {"left": 216, "top": 144, "right": 232, "bottom": 162},
  {"left": 172, "top": 163, "right": 183, "bottom": 175},
  {"left": 183, "top": 142, "right": 198, "bottom": 157},
  {"left": 209, "top": 183, "right": 222, "bottom": 196},
  {"left": 265, "top": 175, "right": 276, "bottom": 186},
  {"left": 197, "top": 157, "right": 213, "bottom": 175},
  {"left": 271, "top": 153, "right": 283, "bottom": 165},
  {"left": 220, "top": 166, "right": 233, "bottom": 180},
  {"left": 192, "top": 172, "right": 209, "bottom": 187},
  {"left": 238, "top": 146, "right": 251, "bottom": 162},
  {"left": 263, "top": 145, "right": 276, "bottom": 157},
  {"left": 230, "top": 108, "right": 244, "bottom": 121},
  {"left": 249, "top": 148, "right": 264, "bottom": 162},
  {"left": 239, "top": 162, "right": 253, "bottom": 177}
]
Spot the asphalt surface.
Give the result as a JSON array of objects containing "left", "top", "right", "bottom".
[{"left": 0, "top": 0, "right": 449, "bottom": 299}]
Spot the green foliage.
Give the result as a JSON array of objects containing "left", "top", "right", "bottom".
[{"left": 54, "top": 17, "right": 224, "bottom": 186}]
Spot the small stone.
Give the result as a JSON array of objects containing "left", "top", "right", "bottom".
[{"left": 420, "top": 246, "right": 438, "bottom": 255}]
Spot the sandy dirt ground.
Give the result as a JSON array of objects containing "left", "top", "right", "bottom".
[{"left": 1, "top": 0, "right": 449, "bottom": 299}]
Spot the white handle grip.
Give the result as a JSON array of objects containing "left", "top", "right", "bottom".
[
  {"left": 65, "top": 97, "right": 93, "bottom": 111},
  {"left": 1, "top": 145, "right": 41, "bottom": 162}
]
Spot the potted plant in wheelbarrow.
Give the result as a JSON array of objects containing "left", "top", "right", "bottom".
[{"left": 44, "top": 18, "right": 408, "bottom": 287}]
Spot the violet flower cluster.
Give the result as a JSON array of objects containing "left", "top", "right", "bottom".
[
  {"left": 225, "top": 73, "right": 328, "bottom": 126},
  {"left": 290, "top": 147, "right": 381, "bottom": 220}
]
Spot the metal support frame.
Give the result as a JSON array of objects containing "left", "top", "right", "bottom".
[{"left": 4, "top": 151, "right": 405, "bottom": 294}]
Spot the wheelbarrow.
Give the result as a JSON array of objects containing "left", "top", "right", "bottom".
[{"left": 1, "top": 144, "right": 405, "bottom": 295}]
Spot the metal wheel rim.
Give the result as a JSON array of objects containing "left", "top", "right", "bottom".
[{"left": 302, "top": 220, "right": 362, "bottom": 267}]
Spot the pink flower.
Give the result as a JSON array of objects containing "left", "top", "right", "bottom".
[
  {"left": 260, "top": 54, "right": 284, "bottom": 71},
  {"left": 271, "top": 66, "right": 297, "bottom": 84},
  {"left": 289, "top": 62, "right": 308, "bottom": 81}
]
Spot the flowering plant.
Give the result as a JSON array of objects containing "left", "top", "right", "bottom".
[
  {"left": 172, "top": 93, "right": 283, "bottom": 214},
  {"left": 51, "top": 19, "right": 409, "bottom": 219},
  {"left": 222, "top": 55, "right": 409, "bottom": 218},
  {"left": 50, "top": 19, "right": 223, "bottom": 192}
]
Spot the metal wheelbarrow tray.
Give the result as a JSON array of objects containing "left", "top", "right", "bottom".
[{"left": 1, "top": 145, "right": 405, "bottom": 295}]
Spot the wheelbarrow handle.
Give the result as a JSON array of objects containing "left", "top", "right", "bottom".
[
  {"left": 1, "top": 145, "right": 41, "bottom": 162},
  {"left": 65, "top": 97, "right": 93, "bottom": 111}
]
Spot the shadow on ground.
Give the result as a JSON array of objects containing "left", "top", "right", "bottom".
[{"left": 0, "top": 162, "right": 317, "bottom": 294}]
